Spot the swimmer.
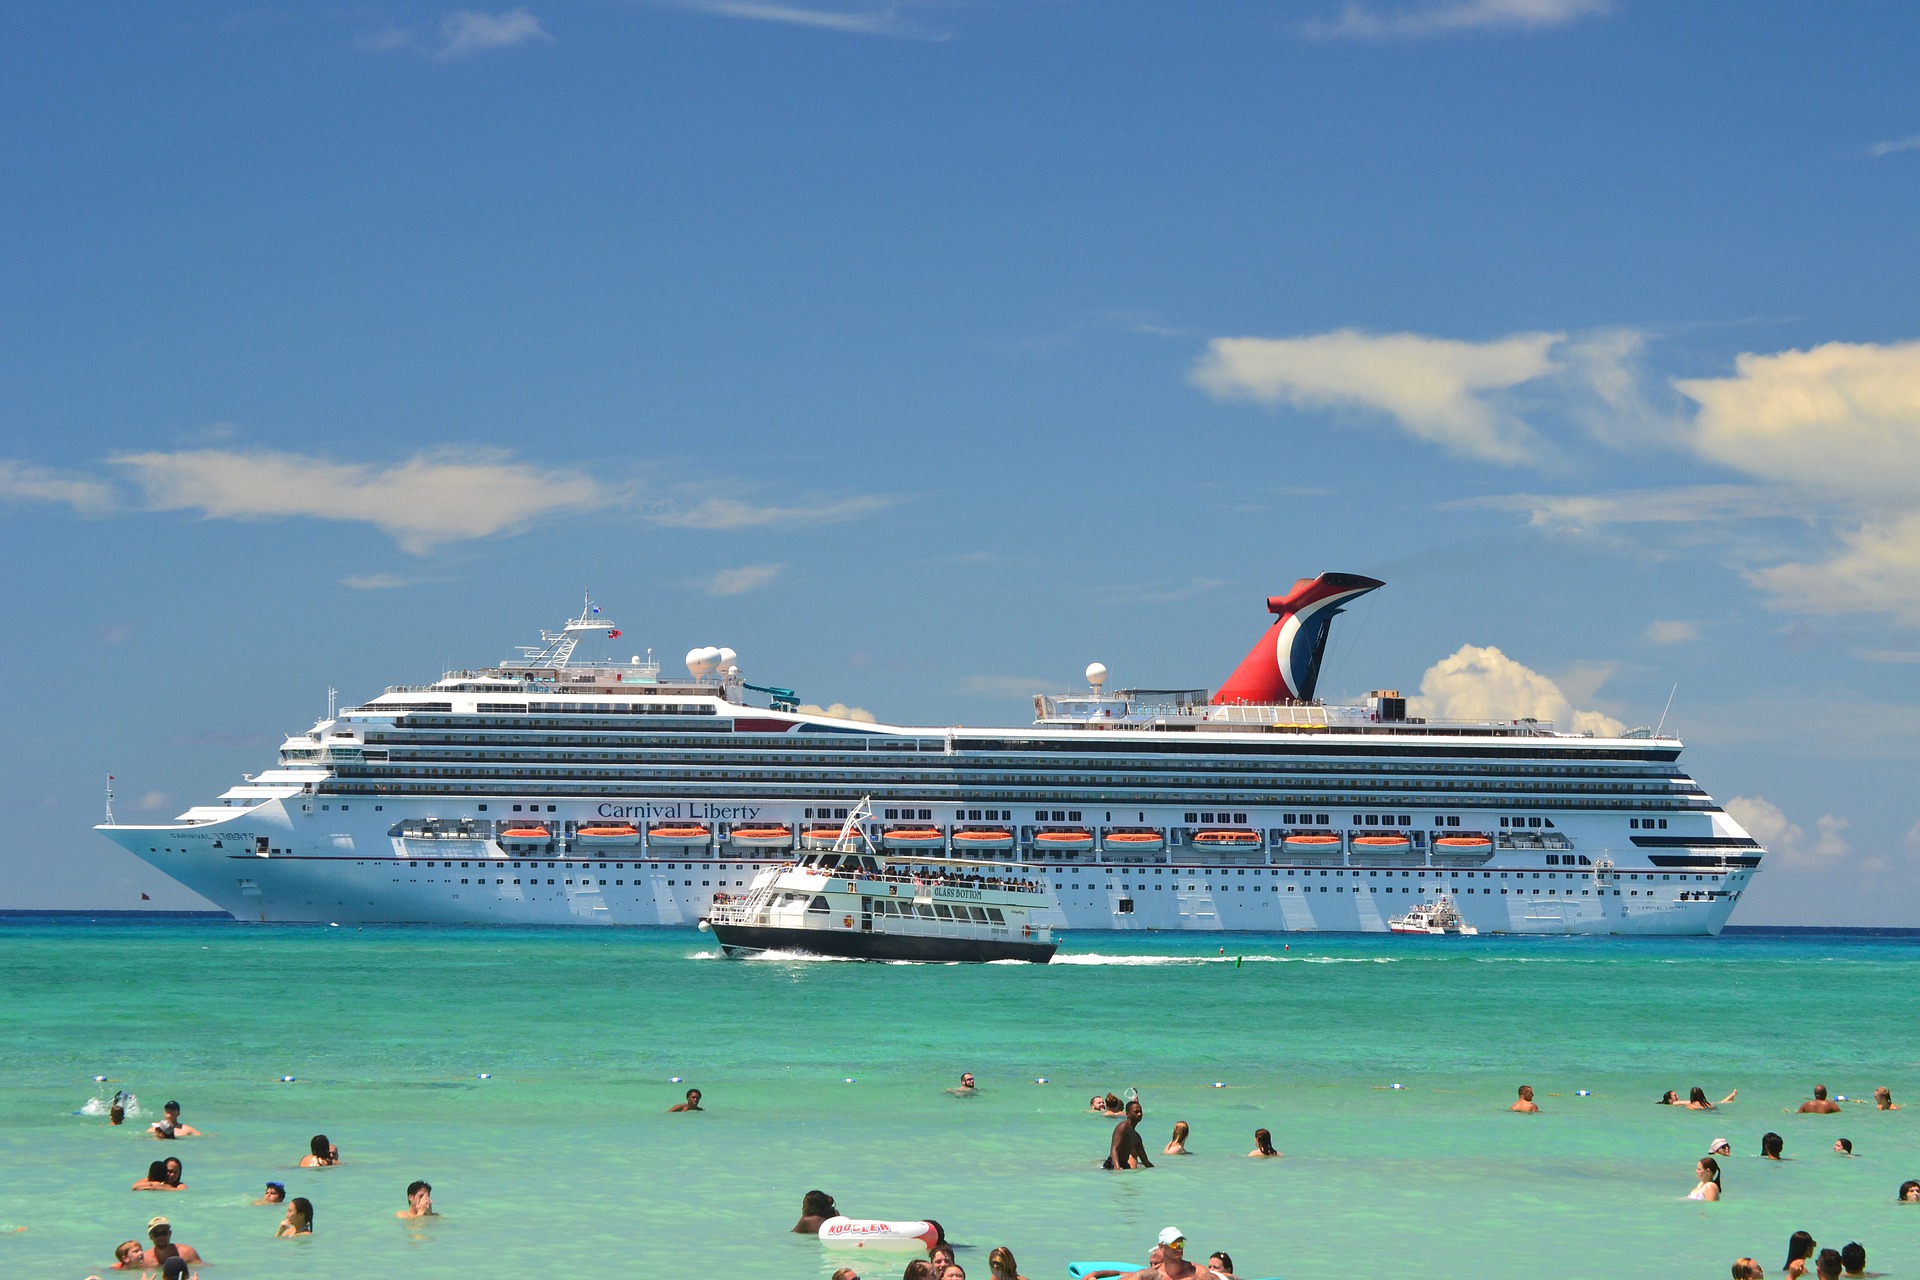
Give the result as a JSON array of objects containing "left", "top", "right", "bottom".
[
  {"left": 1798, "top": 1085, "right": 1842, "bottom": 1115},
  {"left": 1510, "top": 1084, "right": 1539, "bottom": 1113},
  {"left": 947, "top": 1073, "right": 977, "bottom": 1097},
  {"left": 1836, "top": 1138, "right": 1854, "bottom": 1155},
  {"left": 110, "top": 1240, "right": 145, "bottom": 1270},
  {"left": 903, "top": 1263, "right": 936, "bottom": 1280},
  {"left": 1660, "top": 1090, "right": 1680, "bottom": 1105},
  {"left": 987, "top": 1245, "right": 1031, "bottom": 1280},
  {"left": 668, "top": 1088, "right": 703, "bottom": 1112},
  {"left": 929, "top": 1242, "right": 956, "bottom": 1270},
  {"left": 142, "top": 1217, "right": 204, "bottom": 1268},
  {"left": 1248, "top": 1128, "right": 1280, "bottom": 1158},
  {"left": 1689, "top": 1087, "right": 1736, "bottom": 1110},
  {"left": 1730, "top": 1260, "right": 1763, "bottom": 1280},
  {"left": 1709, "top": 1138, "right": 1732, "bottom": 1157},
  {"left": 792, "top": 1189, "right": 838, "bottom": 1233},
  {"left": 109, "top": 1100, "right": 125, "bottom": 1126},
  {"left": 1164, "top": 1120, "right": 1190, "bottom": 1155},
  {"left": 1875, "top": 1087, "right": 1898, "bottom": 1110},
  {"left": 1208, "top": 1252, "right": 1238, "bottom": 1280},
  {"left": 1153, "top": 1227, "right": 1211, "bottom": 1280},
  {"left": 255, "top": 1181, "right": 286, "bottom": 1205},
  {"left": 160, "top": 1260, "right": 194, "bottom": 1280},
  {"left": 1101, "top": 1092, "right": 1125, "bottom": 1116},
  {"left": 1898, "top": 1179, "right": 1920, "bottom": 1202},
  {"left": 1814, "top": 1250, "right": 1843, "bottom": 1280},
  {"left": 1088, "top": 1095, "right": 1107, "bottom": 1113},
  {"left": 1689, "top": 1156, "right": 1722, "bottom": 1201},
  {"left": 831, "top": 1270, "right": 860, "bottom": 1280},
  {"left": 1839, "top": 1242, "right": 1869, "bottom": 1277},
  {"left": 397, "top": 1179, "right": 435, "bottom": 1219},
  {"left": 1104, "top": 1098, "right": 1152, "bottom": 1170},
  {"left": 276, "top": 1196, "right": 314, "bottom": 1237},
  {"left": 1762, "top": 1132, "right": 1786, "bottom": 1160},
  {"left": 149, "top": 1101, "right": 199, "bottom": 1138},
  {"left": 1784, "top": 1231, "right": 1817, "bottom": 1277},
  {"left": 133, "top": 1160, "right": 182, "bottom": 1191},
  {"left": 939, "top": 1266, "right": 965, "bottom": 1280},
  {"left": 299, "top": 1134, "right": 339, "bottom": 1167}
]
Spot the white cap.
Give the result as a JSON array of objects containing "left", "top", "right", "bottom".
[{"left": 1157, "top": 1227, "right": 1185, "bottom": 1247}]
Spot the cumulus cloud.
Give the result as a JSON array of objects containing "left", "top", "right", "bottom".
[
  {"left": 110, "top": 447, "right": 618, "bottom": 553},
  {"left": 1643, "top": 619, "right": 1701, "bottom": 646},
  {"left": 1745, "top": 513, "right": 1920, "bottom": 627},
  {"left": 652, "top": 494, "right": 897, "bottom": 530},
  {"left": 1315, "top": 0, "right": 1607, "bottom": 38},
  {"left": 0, "top": 460, "right": 116, "bottom": 513},
  {"left": 705, "top": 564, "right": 783, "bottom": 596},
  {"left": 438, "top": 8, "right": 553, "bottom": 58},
  {"left": 1725, "top": 796, "right": 1850, "bottom": 871},
  {"left": 1192, "top": 329, "right": 1564, "bottom": 463},
  {"left": 1454, "top": 484, "right": 1807, "bottom": 531},
  {"left": 1410, "top": 644, "right": 1627, "bottom": 736},
  {"left": 794, "top": 702, "right": 878, "bottom": 723}
]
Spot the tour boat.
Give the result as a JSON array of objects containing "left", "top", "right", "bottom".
[{"left": 1388, "top": 895, "right": 1480, "bottom": 936}]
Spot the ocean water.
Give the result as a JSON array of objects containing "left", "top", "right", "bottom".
[{"left": 2, "top": 922, "right": 1917, "bottom": 1280}]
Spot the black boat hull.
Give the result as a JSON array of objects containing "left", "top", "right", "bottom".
[{"left": 709, "top": 923, "right": 1055, "bottom": 963}]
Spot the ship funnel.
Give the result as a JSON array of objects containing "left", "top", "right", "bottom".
[{"left": 1212, "top": 572, "right": 1384, "bottom": 705}]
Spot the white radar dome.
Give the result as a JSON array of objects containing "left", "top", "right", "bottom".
[
  {"left": 1086, "top": 662, "right": 1109, "bottom": 689},
  {"left": 717, "top": 646, "right": 738, "bottom": 673},
  {"left": 686, "top": 647, "right": 721, "bottom": 677}
]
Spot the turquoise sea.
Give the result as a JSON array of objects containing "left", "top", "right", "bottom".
[{"left": 3, "top": 921, "right": 1916, "bottom": 1279}]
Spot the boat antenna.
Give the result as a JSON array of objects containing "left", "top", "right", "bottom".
[
  {"left": 327, "top": 686, "right": 337, "bottom": 721},
  {"left": 1655, "top": 683, "right": 1677, "bottom": 737},
  {"left": 104, "top": 774, "right": 116, "bottom": 825}
]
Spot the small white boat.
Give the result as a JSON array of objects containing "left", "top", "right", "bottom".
[{"left": 1388, "top": 895, "right": 1479, "bottom": 936}]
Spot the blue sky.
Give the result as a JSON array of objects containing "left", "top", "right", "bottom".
[{"left": 3, "top": 1, "right": 1916, "bottom": 922}]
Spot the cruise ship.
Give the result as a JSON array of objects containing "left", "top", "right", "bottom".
[{"left": 97, "top": 574, "right": 1763, "bottom": 935}]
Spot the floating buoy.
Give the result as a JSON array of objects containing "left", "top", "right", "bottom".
[
  {"left": 844, "top": 1078, "right": 855, "bottom": 1084},
  {"left": 477, "top": 1073, "right": 492, "bottom": 1080},
  {"left": 1576, "top": 1089, "right": 1591, "bottom": 1097},
  {"left": 1391, "top": 1083, "right": 1404, "bottom": 1090},
  {"left": 1035, "top": 1077, "right": 1048, "bottom": 1084},
  {"left": 94, "top": 1075, "right": 107, "bottom": 1082},
  {"left": 1213, "top": 1082, "right": 1226, "bottom": 1088},
  {"left": 280, "top": 1076, "right": 296, "bottom": 1083}
]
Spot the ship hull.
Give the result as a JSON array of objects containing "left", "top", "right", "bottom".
[{"left": 709, "top": 922, "right": 1056, "bottom": 963}]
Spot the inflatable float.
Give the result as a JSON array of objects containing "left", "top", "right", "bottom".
[
  {"left": 1067, "top": 1264, "right": 1281, "bottom": 1279},
  {"left": 819, "top": 1216, "right": 940, "bottom": 1249}
]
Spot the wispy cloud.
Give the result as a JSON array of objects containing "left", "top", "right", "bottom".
[
  {"left": 439, "top": 8, "right": 554, "bottom": 58},
  {"left": 110, "top": 447, "right": 620, "bottom": 553},
  {"left": 652, "top": 493, "right": 898, "bottom": 530},
  {"left": 0, "top": 460, "right": 116, "bottom": 513},
  {"left": 680, "top": 1, "right": 939, "bottom": 37},
  {"left": 1450, "top": 484, "right": 1811, "bottom": 531},
  {"left": 1643, "top": 619, "right": 1701, "bottom": 646},
  {"left": 1314, "top": 0, "right": 1608, "bottom": 38},
  {"left": 965, "top": 675, "right": 1057, "bottom": 697},
  {"left": 342, "top": 573, "right": 440, "bottom": 590},
  {"left": 1870, "top": 135, "right": 1920, "bottom": 158},
  {"left": 704, "top": 564, "right": 784, "bottom": 596}
]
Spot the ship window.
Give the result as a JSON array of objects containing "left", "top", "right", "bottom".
[
  {"left": 808, "top": 896, "right": 829, "bottom": 912},
  {"left": 1185, "top": 813, "right": 1197, "bottom": 823},
  {"left": 514, "top": 805, "right": 523, "bottom": 812},
  {"left": 1500, "top": 817, "right": 1509, "bottom": 827},
  {"left": 1658, "top": 819, "right": 1668, "bottom": 828},
  {"left": 986, "top": 907, "right": 1005, "bottom": 923},
  {"left": 461, "top": 878, "right": 468, "bottom": 884}
]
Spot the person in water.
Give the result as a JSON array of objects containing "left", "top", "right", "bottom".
[
  {"left": 1897, "top": 1179, "right": 1920, "bottom": 1202},
  {"left": 792, "top": 1189, "right": 838, "bottom": 1233},
  {"left": 1164, "top": 1121, "right": 1190, "bottom": 1155},
  {"left": 142, "top": 1217, "right": 204, "bottom": 1269},
  {"left": 133, "top": 1160, "right": 183, "bottom": 1191},
  {"left": 1152, "top": 1227, "right": 1212, "bottom": 1280},
  {"left": 938, "top": 1265, "right": 965, "bottom": 1280},
  {"left": 987, "top": 1245, "right": 1031, "bottom": 1280},
  {"left": 829, "top": 1270, "right": 860, "bottom": 1280},
  {"left": 1688, "top": 1087, "right": 1735, "bottom": 1109},
  {"left": 149, "top": 1101, "right": 199, "bottom": 1138},
  {"left": 1835, "top": 1138, "right": 1854, "bottom": 1155},
  {"left": 1762, "top": 1132, "right": 1786, "bottom": 1160},
  {"left": 1874, "top": 1087, "right": 1898, "bottom": 1110},
  {"left": 1511, "top": 1084, "right": 1539, "bottom": 1113},
  {"left": 398, "top": 1180, "right": 435, "bottom": 1219},
  {"left": 669, "top": 1088, "right": 703, "bottom": 1112},
  {"left": 1248, "top": 1128, "right": 1280, "bottom": 1158},
  {"left": 300, "top": 1134, "right": 339, "bottom": 1166},
  {"left": 1105, "top": 1098, "right": 1152, "bottom": 1170},
  {"left": 255, "top": 1181, "right": 286, "bottom": 1205},
  {"left": 1208, "top": 1251, "right": 1238, "bottom": 1279},
  {"left": 1784, "top": 1231, "right": 1817, "bottom": 1276},
  {"left": 1729, "top": 1260, "right": 1763, "bottom": 1280},
  {"left": 947, "top": 1073, "right": 977, "bottom": 1097},
  {"left": 1690, "top": 1156, "right": 1722, "bottom": 1200},
  {"left": 110, "top": 1239, "right": 146, "bottom": 1270},
  {"left": 1839, "top": 1241, "right": 1868, "bottom": 1277},
  {"left": 276, "top": 1197, "right": 314, "bottom": 1237},
  {"left": 1798, "top": 1085, "right": 1842, "bottom": 1114},
  {"left": 929, "top": 1241, "right": 956, "bottom": 1271},
  {"left": 1709, "top": 1138, "right": 1732, "bottom": 1157}
]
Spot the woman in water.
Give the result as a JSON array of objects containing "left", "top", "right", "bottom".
[
  {"left": 1783, "top": 1231, "right": 1816, "bottom": 1274},
  {"left": 276, "top": 1197, "right": 314, "bottom": 1237},
  {"left": 1164, "top": 1121, "right": 1191, "bottom": 1155},
  {"left": 1248, "top": 1128, "right": 1280, "bottom": 1158},
  {"left": 1761, "top": 1132, "right": 1786, "bottom": 1160},
  {"left": 1689, "top": 1157, "right": 1721, "bottom": 1201},
  {"left": 791, "top": 1189, "right": 837, "bottom": 1233},
  {"left": 299, "top": 1135, "right": 338, "bottom": 1167},
  {"left": 1876, "top": 1087, "right": 1899, "bottom": 1110},
  {"left": 1208, "top": 1252, "right": 1238, "bottom": 1279},
  {"left": 1898, "top": 1179, "right": 1920, "bottom": 1202},
  {"left": 1687, "top": 1087, "right": 1726, "bottom": 1110},
  {"left": 132, "top": 1159, "right": 180, "bottom": 1191},
  {"left": 1660, "top": 1090, "right": 1680, "bottom": 1105},
  {"left": 988, "top": 1246, "right": 1031, "bottom": 1280}
]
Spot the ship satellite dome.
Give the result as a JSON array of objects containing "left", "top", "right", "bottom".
[
  {"left": 686, "top": 647, "right": 720, "bottom": 676},
  {"left": 632, "top": 656, "right": 643, "bottom": 664},
  {"left": 1086, "top": 662, "right": 1108, "bottom": 689}
]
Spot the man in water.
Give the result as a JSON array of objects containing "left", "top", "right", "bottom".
[
  {"left": 669, "top": 1088, "right": 703, "bottom": 1112},
  {"left": 1798, "top": 1085, "right": 1842, "bottom": 1114},
  {"left": 254, "top": 1181, "right": 285, "bottom": 1205},
  {"left": 1731, "top": 1260, "right": 1763, "bottom": 1280},
  {"left": 397, "top": 1180, "right": 435, "bottom": 1219},
  {"left": 947, "top": 1073, "right": 977, "bottom": 1097},
  {"left": 150, "top": 1102, "right": 200, "bottom": 1139},
  {"left": 1105, "top": 1099, "right": 1153, "bottom": 1170},
  {"left": 791, "top": 1189, "right": 838, "bottom": 1233},
  {"left": 141, "top": 1217, "right": 204, "bottom": 1269},
  {"left": 1510, "top": 1085, "right": 1539, "bottom": 1113},
  {"left": 1152, "top": 1228, "right": 1212, "bottom": 1280}
]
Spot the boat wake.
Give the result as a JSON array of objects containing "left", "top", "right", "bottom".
[{"left": 1051, "top": 953, "right": 1397, "bottom": 966}]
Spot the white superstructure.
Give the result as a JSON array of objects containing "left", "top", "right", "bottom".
[{"left": 98, "top": 580, "right": 1763, "bottom": 935}]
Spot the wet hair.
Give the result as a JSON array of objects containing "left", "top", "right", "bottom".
[
  {"left": 988, "top": 1246, "right": 1019, "bottom": 1279},
  {"left": 1209, "top": 1252, "right": 1235, "bottom": 1273},
  {"left": 1841, "top": 1242, "right": 1866, "bottom": 1270},
  {"left": 1875, "top": 1087, "right": 1893, "bottom": 1106},
  {"left": 1762, "top": 1132, "right": 1785, "bottom": 1158},
  {"left": 1170, "top": 1121, "right": 1189, "bottom": 1140},
  {"left": 1690, "top": 1087, "right": 1710, "bottom": 1105},
  {"left": 902, "top": 1261, "right": 937, "bottom": 1280},
  {"left": 1898, "top": 1179, "right": 1920, "bottom": 1201},
  {"left": 289, "top": 1196, "right": 314, "bottom": 1232},
  {"left": 146, "top": 1159, "right": 169, "bottom": 1183},
  {"left": 407, "top": 1180, "right": 432, "bottom": 1198},
  {"left": 1731, "top": 1260, "right": 1762, "bottom": 1280},
  {"left": 1253, "top": 1127, "right": 1277, "bottom": 1155},
  {"left": 1660, "top": 1090, "right": 1679, "bottom": 1104},
  {"left": 1104, "top": 1093, "right": 1122, "bottom": 1111},
  {"left": 1786, "top": 1231, "right": 1816, "bottom": 1267},
  {"left": 928, "top": 1241, "right": 955, "bottom": 1265},
  {"left": 162, "top": 1157, "right": 182, "bottom": 1185},
  {"left": 1698, "top": 1156, "right": 1721, "bottom": 1187},
  {"left": 309, "top": 1134, "right": 331, "bottom": 1158},
  {"left": 1816, "top": 1249, "right": 1843, "bottom": 1280},
  {"left": 1837, "top": 1138, "right": 1853, "bottom": 1154},
  {"left": 162, "top": 1259, "right": 191, "bottom": 1280},
  {"left": 801, "top": 1189, "right": 836, "bottom": 1216},
  {"left": 115, "top": 1240, "right": 144, "bottom": 1265}
]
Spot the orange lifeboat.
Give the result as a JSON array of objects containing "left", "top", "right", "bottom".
[
  {"left": 1034, "top": 828, "right": 1094, "bottom": 852},
  {"left": 951, "top": 828, "right": 1014, "bottom": 851},
  {"left": 1192, "top": 829, "right": 1261, "bottom": 848},
  {"left": 802, "top": 823, "right": 854, "bottom": 848},
  {"left": 730, "top": 824, "right": 795, "bottom": 848},
  {"left": 1104, "top": 829, "right": 1165, "bottom": 852},
  {"left": 882, "top": 826, "right": 946, "bottom": 849},
  {"left": 1435, "top": 836, "right": 1493, "bottom": 851},
  {"left": 1351, "top": 834, "right": 1411, "bottom": 852},
  {"left": 647, "top": 824, "right": 711, "bottom": 847},
  {"left": 573, "top": 824, "right": 640, "bottom": 848},
  {"left": 500, "top": 825, "right": 550, "bottom": 840},
  {"left": 1281, "top": 833, "right": 1341, "bottom": 855}
]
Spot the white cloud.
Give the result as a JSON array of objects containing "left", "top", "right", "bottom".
[
  {"left": 794, "top": 702, "right": 878, "bottom": 723},
  {"left": 136, "top": 790, "right": 172, "bottom": 811},
  {"left": 1453, "top": 484, "right": 1807, "bottom": 531},
  {"left": 966, "top": 675, "right": 1056, "bottom": 697},
  {"left": 1644, "top": 619, "right": 1701, "bottom": 646},
  {"left": 652, "top": 494, "right": 897, "bottom": 530},
  {"left": 342, "top": 573, "right": 433, "bottom": 590},
  {"left": 0, "top": 460, "right": 117, "bottom": 513},
  {"left": 1315, "top": 0, "right": 1607, "bottom": 38},
  {"left": 1870, "top": 136, "right": 1920, "bottom": 158},
  {"left": 705, "top": 564, "right": 783, "bottom": 596},
  {"left": 1745, "top": 513, "right": 1920, "bottom": 627},
  {"left": 1725, "top": 796, "right": 1850, "bottom": 871},
  {"left": 438, "top": 8, "right": 553, "bottom": 58},
  {"left": 110, "top": 447, "right": 618, "bottom": 553},
  {"left": 1191, "top": 329, "right": 1563, "bottom": 463},
  {"left": 1410, "top": 644, "right": 1627, "bottom": 736},
  {"left": 685, "top": 1, "right": 903, "bottom": 33}
]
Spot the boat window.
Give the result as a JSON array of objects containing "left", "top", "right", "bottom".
[
  {"left": 916, "top": 904, "right": 938, "bottom": 919},
  {"left": 985, "top": 907, "right": 1005, "bottom": 923},
  {"left": 932, "top": 904, "right": 954, "bottom": 919},
  {"left": 807, "top": 896, "right": 830, "bottom": 912}
]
